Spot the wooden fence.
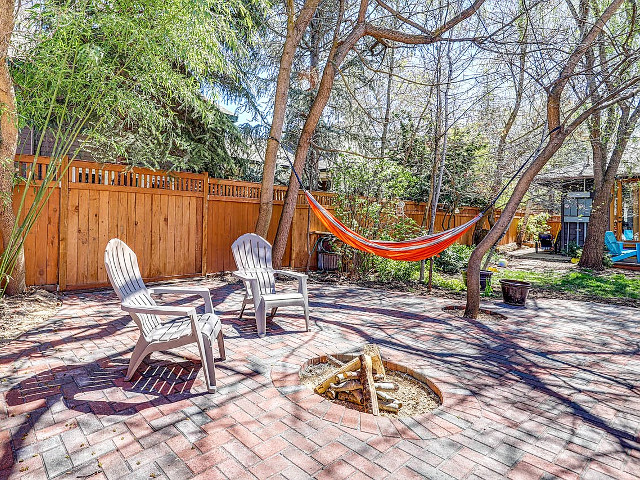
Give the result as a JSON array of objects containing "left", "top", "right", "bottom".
[{"left": 9, "top": 156, "right": 560, "bottom": 291}]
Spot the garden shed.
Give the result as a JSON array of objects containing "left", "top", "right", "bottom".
[{"left": 540, "top": 173, "right": 640, "bottom": 250}]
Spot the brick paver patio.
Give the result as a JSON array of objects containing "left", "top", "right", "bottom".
[{"left": 1, "top": 278, "right": 639, "bottom": 479}]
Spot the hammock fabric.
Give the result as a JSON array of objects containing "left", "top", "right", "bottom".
[{"left": 305, "top": 191, "right": 482, "bottom": 262}]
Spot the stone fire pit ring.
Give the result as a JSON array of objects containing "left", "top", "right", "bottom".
[{"left": 271, "top": 351, "right": 484, "bottom": 439}]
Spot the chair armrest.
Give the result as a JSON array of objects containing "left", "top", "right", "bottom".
[
  {"left": 275, "top": 270, "right": 308, "bottom": 297},
  {"left": 147, "top": 286, "right": 214, "bottom": 313},
  {"left": 148, "top": 286, "right": 210, "bottom": 296},
  {"left": 232, "top": 271, "right": 261, "bottom": 299},
  {"left": 274, "top": 270, "right": 308, "bottom": 280},
  {"left": 232, "top": 271, "right": 255, "bottom": 282},
  {"left": 122, "top": 303, "right": 196, "bottom": 317}
]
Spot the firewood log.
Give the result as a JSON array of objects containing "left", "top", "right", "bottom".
[
  {"left": 329, "top": 379, "right": 362, "bottom": 392},
  {"left": 374, "top": 382, "right": 398, "bottom": 392},
  {"left": 315, "top": 357, "right": 361, "bottom": 394},
  {"left": 379, "top": 401, "right": 401, "bottom": 413},
  {"left": 336, "top": 371, "right": 359, "bottom": 382},
  {"left": 376, "top": 391, "right": 395, "bottom": 403},
  {"left": 363, "top": 344, "right": 386, "bottom": 378},
  {"left": 358, "top": 354, "right": 380, "bottom": 415},
  {"left": 336, "top": 391, "right": 364, "bottom": 405}
]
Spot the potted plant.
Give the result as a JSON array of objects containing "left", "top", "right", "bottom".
[
  {"left": 317, "top": 236, "right": 340, "bottom": 271},
  {"left": 499, "top": 279, "right": 532, "bottom": 306},
  {"left": 461, "top": 269, "right": 494, "bottom": 290}
]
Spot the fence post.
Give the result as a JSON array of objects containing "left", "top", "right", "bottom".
[
  {"left": 201, "top": 172, "right": 208, "bottom": 276},
  {"left": 58, "top": 157, "right": 70, "bottom": 291}
]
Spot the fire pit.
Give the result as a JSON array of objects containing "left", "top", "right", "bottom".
[{"left": 299, "top": 344, "right": 441, "bottom": 417}]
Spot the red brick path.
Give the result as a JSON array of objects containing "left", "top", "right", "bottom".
[{"left": 1, "top": 279, "right": 639, "bottom": 479}]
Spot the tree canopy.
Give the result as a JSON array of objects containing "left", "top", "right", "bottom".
[{"left": 12, "top": 0, "right": 266, "bottom": 176}]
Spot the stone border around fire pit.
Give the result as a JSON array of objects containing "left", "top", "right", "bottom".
[{"left": 271, "top": 353, "right": 483, "bottom": 439}]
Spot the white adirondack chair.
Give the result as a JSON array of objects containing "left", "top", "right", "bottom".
[
  {"left": 104, "top": 239, "right": 225, "bottom": 392},
  {"left": 231, "top": 233, "right": 309, "bottom": 337}
]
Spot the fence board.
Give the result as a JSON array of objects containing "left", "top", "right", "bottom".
[{"left": 6, "top": 156, "right": 560, "bottom": 290}]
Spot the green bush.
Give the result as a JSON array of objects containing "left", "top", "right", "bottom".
[
  {"left": 517, "top": 212, "right": 551, "bottom": 243},
  {"left": 567, "top": 241, "right": 582, "bottom": 258},
  {"left": 431, "top": 272, "right": 466, "bottom": 291},
  {"left": 434, "top": 244, "right": 474, "bottom": 274},
  {"left": 370, "top": 257, "right": 420, "bottom": 282}
]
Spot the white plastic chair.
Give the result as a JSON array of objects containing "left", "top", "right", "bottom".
[
  {"left": 231, "top": 233, "right": 309, "bottom": 337},
  {"left": 104, "top": 239, "right": 225, "bottom": 392}
]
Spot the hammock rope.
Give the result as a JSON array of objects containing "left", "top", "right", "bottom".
[{"left": 272, "top": 124, "right": 558, "bottom": 262}]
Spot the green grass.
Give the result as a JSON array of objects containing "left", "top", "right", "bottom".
[
  {"left": 431, "top": 272, "right": 466, "bottom": 292},
  {"left": 491, "top": 270, "right": 640, "bottom": 299},
  {"left": 432, "top": 268, "right": 640, "bottom": 300}
]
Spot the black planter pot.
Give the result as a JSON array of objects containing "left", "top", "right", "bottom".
[
  {"left": 461, "top": 270, "right": 494, "bottom": 290},
  {"left": 318, "top": 252, "right": 340, "bottom": 271},
  {"left": 500, "top": 279, "right": 532, "bottom": 306}
]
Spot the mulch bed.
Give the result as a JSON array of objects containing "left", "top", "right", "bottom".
[{"left": 0, "top": 288, "right": 61, "bottom": 342}]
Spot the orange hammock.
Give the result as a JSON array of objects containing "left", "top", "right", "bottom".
[{"left": 305, "top": 191, "right": 482, "bottom": 262}]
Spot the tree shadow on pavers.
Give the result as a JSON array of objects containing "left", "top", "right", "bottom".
[
  {"left": 305, "top": 299, "right": 640, "bottom": 456},
  {"left": 0, "top": 282, "right": 258, "bottom": 475},
  {"left": 2, "top": 349, "right": 258, "bottom": 475},
  {"left": 0, "top": 282, "right": 242, "bottom": 369},
  {"left": 458, "top": 316, "right": 640, "bottom": 453},
  {"left": 222, "top": 312, "right": 312, "bottom": 338}
]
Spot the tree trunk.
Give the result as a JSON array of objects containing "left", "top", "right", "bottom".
[
  {"left": 380, "top": 47, "right": 394, "bottom": 157},
  {"left": 464, "top": 0, "right": 624, "bottom": 318},
  {"left": 255, "top": 0, "right": 320, "bottom": 238},
  {"left": 465, "top": 133, "right": 568, "bottom": 318},
  {"left": 0, "top": 0, "right": 24, "bottom": 296},
  {"left": 578, "top": 185, "right": 612, "bottom": 269},
  {"left": 515, "top": 199, "right": 532, "bottom": 247},
  {"left": 271, "top": 24, "right": 365, "bottom": 267},
  {"left": 271, "top": 0, "right": 489, "bottom": 266},
  {"left": 579, "top": 102, "right": 640, "bottom": 269}
]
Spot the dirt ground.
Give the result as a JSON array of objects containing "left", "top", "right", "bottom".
[
  {"left": 501, "top": 247, "right": 579, "bottom": 272},
  {"left": 0, "top": 288, "right": 61, "bottom": 342},
  {"left": 502, "top": 246, "right": 640, "bottom": 277}
]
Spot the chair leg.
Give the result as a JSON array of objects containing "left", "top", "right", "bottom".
[
  {"left": 270, "top": 307, "right": 278, "bottom": 318},
  {"left": 256, "top": 299, "right": 267, "bottom": 337},
  {"left": 202, "top": 337, "right": 217, "bottom": 393},
  {"left": 239, "top": 299, "right": 248, "bottom": 319},
  {"left": 198, "top": 334, "right": 217, "bottom": 393},
  {"left": 217, "top": 330, "right": 226, "bottom": 361},
  {"left": 303, "top": 301, "right": 310, "bottom": 332},
  {"left": 125, "top": 340, "right": 150, "bottom": 381}
]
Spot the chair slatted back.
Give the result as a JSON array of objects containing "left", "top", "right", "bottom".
[
  {"left": 104, "top": 239, "right": 161, "bottom": 337},
  {"left": 604, "top": 231, "right": 622, "bottom": 255},
  {"left": 231, "top": 234, "right": 276, "bottom": 294}
]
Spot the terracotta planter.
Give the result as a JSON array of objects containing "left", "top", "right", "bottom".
[{"left": 500, "top": 279, "right": 531, "bottom": 306}]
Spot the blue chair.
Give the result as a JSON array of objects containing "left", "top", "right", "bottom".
[
  {"left": 624, "top": 229, "right": 634, "bottom": 241},
  {"left": 604, "top": 231, "right": 639, "bottom": 262}
]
